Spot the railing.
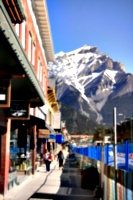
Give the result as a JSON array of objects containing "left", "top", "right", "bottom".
[
  {"left": 104, "top": 141, "right": 133, "bottom": 172},
  {"left": 70, "top": 141, "right": 133, "bottom": 172},
  {"left": 70, "top": 144, "right": 102, "bottom": 161}
]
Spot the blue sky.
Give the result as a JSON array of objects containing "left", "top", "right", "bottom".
[{"left": 46, "top": 0, "right": 133, "bottom": 74}]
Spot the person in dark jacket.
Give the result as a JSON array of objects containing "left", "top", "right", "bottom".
[
  {"left": 57, "top": 150, "right": 64, "bottom": 170},
  {"left": 48, "top": 151, "right": 52, "bottom": 171}
]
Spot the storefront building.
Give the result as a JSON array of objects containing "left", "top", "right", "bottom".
[
  {"left": 44, "top": 78, "right": 59, "bottom": 158},
  {"left": 116, "top": 118, "right": 133, "bottom": 142},
  {"left": 0, "top": 0, "right": 54, "bottom": 195}
]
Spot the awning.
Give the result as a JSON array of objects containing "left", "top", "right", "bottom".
[
  {"left": 11, "top": 115, "right": 57, "bottom": 137},
  {"left": 45, "top": 122, "right": 55, "bottom": 133},
  {"left": 11, "top": 115, "right": 47, "bottom": 130},
  {"left": 56, "top": 134, "right": 64, "bottom": 144},
  {"left": 47, "top": 87, "right": 59, "bottom": 114},
  {"left": 54, "top": 128, "right": 61, "bottom": 132},
  {"left": 0, "top": 1, "right": 45, "bottom": 107}
]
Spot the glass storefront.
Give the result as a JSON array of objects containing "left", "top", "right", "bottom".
[
  {"left": 9, "top": 127, "right": 33, "bottom": 189},
  {"left": 36, "top": 135, "right": 43, "bottom": 168}
]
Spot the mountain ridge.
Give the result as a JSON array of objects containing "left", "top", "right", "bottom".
[{"left": 48, "top": 45, "right": 133, "bottom": 131}]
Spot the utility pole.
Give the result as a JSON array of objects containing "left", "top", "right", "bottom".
[{"left": 113, "top": 107, "right": 117, "bottom": 200}]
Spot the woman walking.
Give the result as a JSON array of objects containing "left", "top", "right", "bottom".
[
  {"left": 58, "top": 150, "right": 64, "bottom": 170},
  {"left": 48, "top": 151, "right": 52, "bottom": 171},
  {"left": 44, "top": 149, "right": 50, "bottom": 172}
]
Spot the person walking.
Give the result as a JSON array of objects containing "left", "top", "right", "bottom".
[
  {"left": 57, "top": 150, "right": 64, "bottom": 170},
  {"left": 44, "top": 149, "right": 50, "bottom": 172},
  {"left": 48, "top": 151, "right": 52, "bottom": 171}
]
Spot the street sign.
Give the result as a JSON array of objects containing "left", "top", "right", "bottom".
[{"left": 8, "top": 101, "right": 30, "bottom": 120}]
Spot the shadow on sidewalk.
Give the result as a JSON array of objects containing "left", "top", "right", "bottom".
[{"left": 28, "top": 156, "right": 99, "bottom": 200}]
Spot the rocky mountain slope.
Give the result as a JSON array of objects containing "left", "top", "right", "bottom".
[{"left": 48, "top": 45, "right": 133, "bottom": 130}]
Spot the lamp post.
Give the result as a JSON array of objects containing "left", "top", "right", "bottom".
[{"left": 113, "top": 107, "right": 117, "bottom": 200}]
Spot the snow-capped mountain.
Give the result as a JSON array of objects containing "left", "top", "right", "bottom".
[{"left": 48, "top": 45, "right": 133, "bottom": 128}]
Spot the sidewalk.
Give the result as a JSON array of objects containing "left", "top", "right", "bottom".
[{"left": 3, "top": 150, "right": 99, "bottom": 200}]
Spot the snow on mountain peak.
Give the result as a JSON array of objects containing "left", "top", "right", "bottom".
[
  {"left": 48, "top": 45, "right": 133, "bottom": 127},
  {"left": 104, "top": 69, "right": 119, "bottom": 83},
  {"left": 55, "top": 51, "right": 65, "bottom": 58}
]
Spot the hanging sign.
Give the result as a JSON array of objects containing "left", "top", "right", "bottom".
[
  {"left": 0, "top": 80, "right": 11, "bottom": 108},
  {"left": 38, "top": 129, "right": 50, "bottom": 138},
  {"left": 8, "top": 101, "right": 30, "bottom": 120},
  {"left": 48, "top": 139, "right": 55, "bottom": 143},
  {"left": 48, "top": 134, "right": 56, "bottom": 143}
]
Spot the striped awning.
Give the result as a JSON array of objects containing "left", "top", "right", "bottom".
[{"left": 47, "top": 87, "right": 59, "bottom": 114}]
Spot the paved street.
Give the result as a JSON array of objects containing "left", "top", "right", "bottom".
[{"left": 4, "top": 150, "right": 98, "bottom": 200}]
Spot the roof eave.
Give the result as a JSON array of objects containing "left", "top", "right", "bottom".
[{"left": 32, "top": 0, "right": 55, "bottom": 62}]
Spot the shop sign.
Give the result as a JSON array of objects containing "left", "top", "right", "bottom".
[
  {"left": 48, "top": 139, "right": 55, "bottom": 143},
  {"left": 48, "top": 134, "right": 56, "bottom": 143},
  {"left": 38, "top": 129, "right": 50, "bottom": 138},
  {"left": 8, "top": 101, "right": 30, "bottom": 120},
  {"left": 0, "top": 80, "right": 11, "bottom": 108}
]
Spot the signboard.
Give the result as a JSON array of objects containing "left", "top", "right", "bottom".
[
  {"left": 48, "top": 139, "right": 55, "bottom": 143},
  {"left": 53, "top": 111, "right": 61, "bottom": 129},
  {"left": 0, "top": 80, "right": 11, "bottom": 107},
  {"left": 38, "top": 129, "right": 50, "bottom": 138},
  {"left": 48, "top": 134, "right": 56, "bottom": 143},
  {"left": 8, "top": 101, "right": 30, "bottom": 120}
]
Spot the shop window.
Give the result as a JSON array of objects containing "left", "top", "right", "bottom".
[
  {"left": 32, "top": 44, "right": 35, "bottom": 66},
  {"left": 38, "top": 109, "right": 43, "bottom": 120},
  {"left": 43, "top": 73, "right": 45, "bottom": 92},
  {"left": 30, "top": 108, "right": 34, "bottom": 115},
  {"left": 15, "top": 24, "right": 19, "bottom": 36},
  {"left": 36, "top": 107, "right": 39, "bottom": 117},
  {"left": 37, "top": 59, "right": 40, "bottom": 80},
  {"left": 36, "top": 136, "right": 43, "bottom": 167},
  {"left": 40, "top": 65, "right": 42, "bottom": 83},
  {"left": 22, "top": 21, "right": 25, "bottom": 49},
  {"left": 43, "top": 73, "right": 46, "bottom": 95},
  {"left": 28, "top": 32, "right": 32, "bottom": 61},
  {"left": 9, "top": 130, "right": 18, "bottom": 186},
  {"left": 9, "top": 127, "right": 32, "bottom": 172}
]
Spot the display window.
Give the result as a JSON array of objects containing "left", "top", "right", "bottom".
[
  {"left": 36, "top": 135, "right": 43, "bottom": 167},
  {"left": 9, "top": 127, "right": 33, "bottom": 188}
]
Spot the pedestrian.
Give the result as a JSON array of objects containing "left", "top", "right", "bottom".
[
  {"left": 57, "top": 150, "right": 64, "bottom": 170},
  {"left": 48, "top": 151, "right": 52, "bottom": 171},
  {"left": 44, "top": 149, "right": 50, "bottom": 172}
]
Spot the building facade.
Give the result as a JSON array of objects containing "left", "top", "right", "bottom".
[{"left": 0, "top": 0, "right": 55, "bottom": 195}]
